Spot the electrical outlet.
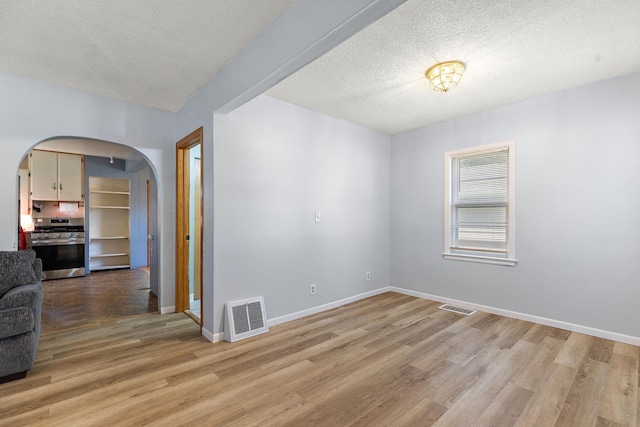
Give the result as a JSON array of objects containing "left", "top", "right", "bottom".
[
  {"left": 366, "top": 271, "right": 371, "bottom": 281},
  {"left": 310, "top": 284, "right": 317, "bottom": 295}
]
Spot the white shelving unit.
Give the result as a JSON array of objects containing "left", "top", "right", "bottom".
[{"left": 88, "top": 177, "right": 131, "bottom": 271}]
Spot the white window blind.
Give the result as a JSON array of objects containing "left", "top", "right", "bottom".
[{"left": 444, "top": 142, "right": 516, "bottom": 266}]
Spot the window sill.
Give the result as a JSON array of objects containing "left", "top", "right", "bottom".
[{"left": 443, "top": 252, "right": 517, "bottom": 266}]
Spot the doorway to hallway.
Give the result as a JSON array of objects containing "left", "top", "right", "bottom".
[{"left": 176, "top": 127, "right": 203, "bottom": 326}]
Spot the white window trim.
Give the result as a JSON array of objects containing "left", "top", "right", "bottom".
[{"left": 443, "top": 140, "right": 517, "bottom": 266}]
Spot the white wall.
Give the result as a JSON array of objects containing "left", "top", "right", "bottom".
[
  {"left": 174, "top": 0, "right": 406, "bottom": 337},
  {"left": 390, "top": 72, "right": 640, "bottom": 339},
  {"left": 212, "top": 95, "right": 390, "bottom": 334},
  {"left": 0, "top": 72, "right": 176, "bottom": 310}
]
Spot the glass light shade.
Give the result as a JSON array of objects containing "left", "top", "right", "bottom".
[{"left": 426, "top": 61, "right": 465, "bottom": 92}]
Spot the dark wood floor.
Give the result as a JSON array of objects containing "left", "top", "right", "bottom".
[
  {"left": 1, "top": 292, "right": 637, "bottom": 426},
  {"left": 41, "top": 268, "right": 158, "bottom": 335}
]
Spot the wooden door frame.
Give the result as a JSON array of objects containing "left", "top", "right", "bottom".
[
  {"left": 175, "top": 127, "right": 204, "bottom": 326},
  {"left": 147, "top": 179, "right": 151, "bottom": 267}
]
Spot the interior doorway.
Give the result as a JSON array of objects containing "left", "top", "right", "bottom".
[
  {"left": 176, "top": 127, "right": 203, "bottom": 326},
  {"left": 17, "top": 137, "right": 161, "bottom": 334}
]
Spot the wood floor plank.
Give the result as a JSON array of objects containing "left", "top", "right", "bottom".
[
  {"left": 0, "top": 407, "right": 51, "bottom": 427},
  {"left": 42, "top": 268, "right": 157, "bottom": 335},
  {"left": 260, "top": 327, "right": 369, "bottom": 372},
  {"left": 441, "top": 310, "right": 493, "bottom": 334},
  {"left": 614, "top": 341, "right": 640, "bottom": 359},
  {"left": 512, "top": 335, "right": 565, "bottom": 392},
  {"left": 46, "top": 353, "right": 224, "bottom": 421},
  {"left": 522, "top": 323, "right": 559, "bottom": 344},
  {"left": 555, "top": 357, "right": 611, "bottom": 426},
  {"left": 363, "top": 313, "right": 452, "bottom": 351},
  {"left": 296, "top": 341, "right": 411, "bottom": 401},
  {"left": 475, "top": 382, "right": 533, "bottom": 427},
  {"left": 283, "top": 364, "right": 428, "bottom": 426},
  {"left": 388, "top": 397, "right": 448, "bottom": 427},
  {"left": 47, "top": 379, "right": 170, "bottom": 427},
  {"left": 595, "top": 416, "right": 625, "bottom": 427},
  {"left": 470, "top": 312, "right": 502, "bottom": 330},
  {"left": 0, "top": 292, "right": 637, "bottom": 426},
  {"left": 513, "top": 361, "right": 578, "bottom": 427},
  {"left": 424, "top": 349, "right": 493, "bottom": 407},
  {"left": 410, "top": 325, "right": 492, "bottom": 371},
  {"left": 598, "top": 353, "right": 638, "bottom": 426},
  {"left": 214, "top": 332, "right": 337, "bottom": 379},
  {"left": 589, "top": 337, "right": 616, "bottom": 364},
  {"left": 349, "top": 359, "right": 459, "bottom": 426},
  {"left": 444, "top": 325, "right": 502, "bottom": 366},
  {"left": 493, "top": 319, "right": 535, "bottom": 349},
  {"left": 555, "top": 332, "right": 593, "bottom": 368},
  {"left": 431, "top": 339, "right": 536, "bottom": 426}
]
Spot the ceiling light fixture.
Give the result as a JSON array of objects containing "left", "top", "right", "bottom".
[{"left": 426, "top": 61, "right": 465, "bottom": 92}]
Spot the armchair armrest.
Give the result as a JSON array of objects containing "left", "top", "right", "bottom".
[
  {"left": 33, "top": 258, "right": 43, "bottom": 281},
  {"left": 0, "top": 283, "right": 42, "bottom": 312}
]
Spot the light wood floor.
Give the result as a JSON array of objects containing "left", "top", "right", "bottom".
[{"left": 1, "top": 292, "right": 637, "bottom": 426}]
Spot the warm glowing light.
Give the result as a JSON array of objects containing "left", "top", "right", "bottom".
[{"left": 426, "top": 61, "right": 465, "bottom": 92}]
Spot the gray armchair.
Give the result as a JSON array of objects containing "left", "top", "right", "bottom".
[{"left": 0, "top": 249, "right": 43, "bottom": 383}]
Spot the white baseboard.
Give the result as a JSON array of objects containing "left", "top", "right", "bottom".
[
  {"left": 192, "top": 285, "right": 640, "bottom": 347},
  {"left": 267, "top": 287, "right": 391, "bottom": 328},
  {"left": 201, "top": 327, "right": 217, "bottom": 343},
  {"left": 160, "top": 305, "right": 175, "bottom": 314},
  {"left": 390, "top": 286, "right": 640, "bottom": 347},
  {"left": 210, "top": 288, "right": 390, "bottom": 343}
]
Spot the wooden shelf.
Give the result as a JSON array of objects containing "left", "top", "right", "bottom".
[
  {"left": 90, "top": 264, "right": 130, "bottom": 271},
  {"left": 89, "top": 176, "right": 131, "bottom": 272},
  {"left": 90, "top": 253, "right": 129, "bottom": 258},
  {"left": 90, "top": 190, "right": 130, "bottom": 195},
  {"left": 90, "top": 236, "right": 129, "bottom": 241}
]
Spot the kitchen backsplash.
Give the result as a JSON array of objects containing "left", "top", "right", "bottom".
[{"left": 32, "top": 200, "right": 85, "bottom": 219}]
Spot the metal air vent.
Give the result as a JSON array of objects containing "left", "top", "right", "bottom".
[
  {"left": 439, "top": 304, "right": 476, "bottom": 316},
  {"left": 224, "top": 296, "right": 268, "bottom": 342}
]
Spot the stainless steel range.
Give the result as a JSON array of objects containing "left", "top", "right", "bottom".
[{"left": 27, "top": 218, "right": 85, "bottom": 280}]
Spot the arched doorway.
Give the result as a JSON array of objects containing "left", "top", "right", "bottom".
[{"left": 17, "top": 137, "right": 161, "bottom": 333}]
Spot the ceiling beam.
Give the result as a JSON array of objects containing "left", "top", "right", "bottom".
[{"left": 182, "top": 0, "right": 408, "bottom": 115}]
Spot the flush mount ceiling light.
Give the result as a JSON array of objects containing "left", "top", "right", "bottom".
[{"left": 426, "top": 61, "right": 465, "bottom": 92}]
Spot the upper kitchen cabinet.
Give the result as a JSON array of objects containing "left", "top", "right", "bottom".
[{"left": 29, "top": 150, "right": 84, "bottom": 201}]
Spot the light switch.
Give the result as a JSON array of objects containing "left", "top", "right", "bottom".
[{"left": 315, "top": 211, "right": 321, "bottom": 223}]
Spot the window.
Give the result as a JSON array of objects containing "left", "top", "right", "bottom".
[{"left": 444, "top": 141, "right": 516, "bottom": 266}]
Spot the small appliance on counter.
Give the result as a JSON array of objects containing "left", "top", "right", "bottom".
[{"left": 26, "top": 217, "right": 85, "bottom": 280}]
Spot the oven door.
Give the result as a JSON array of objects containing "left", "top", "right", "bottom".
[{"left": 32, "top": 242, "right": 85, "bottom": 280}]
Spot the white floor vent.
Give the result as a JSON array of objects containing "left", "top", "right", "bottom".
[
  {"left": 224, "top": 296, "right": 269, "bottom": 342},
  {"left": 439, "top": 304, "right": 476, "bottom": 316}
]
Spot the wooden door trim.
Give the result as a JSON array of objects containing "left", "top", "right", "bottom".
[
  {"left": 147, "top": 179, "right": 151, "bottom": 267},
  {"left": 175, "top": 127, "right": 203, "bottom": 327}
]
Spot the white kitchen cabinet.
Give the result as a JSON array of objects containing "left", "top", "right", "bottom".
[
  {"left": 88, "top": 177, "right": 130, "bottom": 271},
  {"left": 29, "top": 150, "right": 84, "bottom": 201}
]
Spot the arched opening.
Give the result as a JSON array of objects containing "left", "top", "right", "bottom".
[{"left": 17, "top": 137, "right": 161, "bottom": 333}]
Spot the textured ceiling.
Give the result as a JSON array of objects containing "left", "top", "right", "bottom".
[
  {"left": 2, "top": 1, "right": 639, "bottom": 135},
  {"left": 267, "top": 0, "right": 640, "bottom": 134},
  {"left": 0, "top": 0, "right": 295, "bottom": 112}
]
